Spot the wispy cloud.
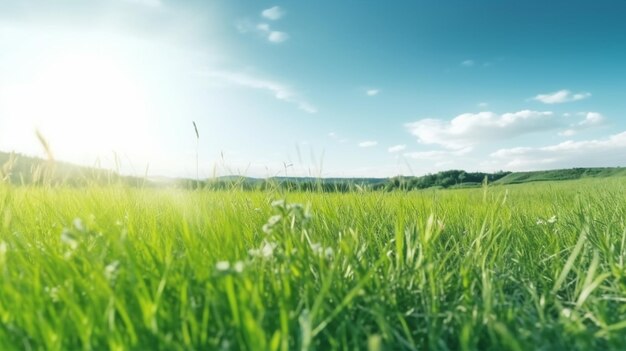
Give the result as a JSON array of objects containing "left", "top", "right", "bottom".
[
  {"left": 405, "top": 110, "right": 556, "bottom": 149},
  {"left": 267, "top": 31, "right": 288, "bottom": 43},
  {"left": 237, "top": 14, "right": 289, "bottom": 44},
  {"left": 261, "top": 6, "right": 285, "bottom": 20},
  {"left": 558, "top": 112, "right": 605, "bottom": 136},
  {"left": 477, "top": 102, "right": 488, "bottom": 108},
  {"left": 460, "top": 59, "right": 497, "bottom": 68},
  {"left": 328, "top": 132, "right": 348, "bottom": 143},
  {"left": 403, "top": 147, "right": 471, "bottom": 160},
  {"left": 202, "top": 70, "right": 316, "bottom": 113},
  {"left": 533, "top": 89, "right": 591, "bottom": 104},
  {"left": 577, "top": 112, "right": 604, "bottom": 126},
  {"left": 489, "top": 131, "right": 626, "bottom": 170},
  {"left": 366, "top": 89, "right": 380, "bottom": 96},
  {"left": 358, "top": 141, "right": 378, "bottom": 148},
  {"left": 387, "top": 144, "right": 406, "bottom": 153},
  {"left": 558, "top": 130, "right": 577, "bottom": 137}
]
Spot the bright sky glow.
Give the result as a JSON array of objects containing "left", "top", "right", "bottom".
[{"left": 1, "top": 1, "right": 626, "bottom": 178}]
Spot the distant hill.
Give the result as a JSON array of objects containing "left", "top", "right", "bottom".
[
  {"left": 0, "top": 151, "right": 144, "bottom": 186},
  {"left": 378, "top": 168, "right": 626, "bottom": 190},
  {"left": 2, "top": 150, "right": 626, "bottom": 190},
  {"left": 492, "top": 167, "right": 626, "bottom": 185}
]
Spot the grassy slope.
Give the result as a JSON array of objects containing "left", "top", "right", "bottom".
[
  {"left": 1, "top": 178, "right": 626, "bottom": 350},
  {"left": 493, "top": 167, "right": 626, "bottom": 185},
  {"left": 0, "top": 151, "right": 143, "bottom": 186}
]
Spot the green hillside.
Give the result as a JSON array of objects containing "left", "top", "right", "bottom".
[
  {"left": 0, "top": 151, "right": 143, "bottom": 186},
  {"left": 493, "top": 167, "right": 626, "bottom": 185},
  {"left": 3, "top": 150, "right": 626, "bottom": 189}
]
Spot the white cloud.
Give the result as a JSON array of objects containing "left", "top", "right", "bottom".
[
  {"left": 558, "top": 112, "right": 605, "bottom": 136},
  {"left": 533, "top": 89, "right": 591, "bottom": 104},
  {"left": 237, "top": 20, "right": 289, "bottom": 44},
  {"left": 403, "top": 147, "right": 471, "bottom": 160},
  {"left": 359, "top": 141, "right": 378, "bottom": 148},
  {"left": 256, "top": 23, "right": 270, "bottom": 32},
  {"left": 202, "top": 70, "right": 316, "bottom": 113},
  {"left": 578, "top": 112, "right": 604, "bottom": 126},
  {"left": 477, "top": 102, "right": 488, "bottom": 108},
  {"left": 489, "top": 131, "right": 626, "bottom": 170},
  {"left": 460, "top": 59, "right": 496, "bottom": 68},
  {"left": 387, "top": 144, "right": 406, "bottom": 153},
  {"left": 366, "top": 89, "right": 380, "bottom": 96},
  {"left": 262, "top": 6, "right": 285, "bottom": 20},
  {"left": 405, "top": 110, "right": 556, "bottom": 149},
  {"left": 268, "top": 31, "right": 289, "bottom": 43},
  {"left": 328, "top": 132, "right": 348, "bottom": 143}
]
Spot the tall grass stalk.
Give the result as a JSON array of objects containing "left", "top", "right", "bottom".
[{"left": 193, "top": 121, "right": 200, "bottom": 188}]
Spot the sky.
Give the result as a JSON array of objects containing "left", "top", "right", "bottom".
[{"left": 1, "top": 0, "right": 626, "bottom": 178}]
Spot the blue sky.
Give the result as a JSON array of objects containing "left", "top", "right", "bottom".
[{"left": 1, "top": 0, "right": 626, "bottom": 177}]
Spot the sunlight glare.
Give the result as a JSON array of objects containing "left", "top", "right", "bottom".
[{"left": 1, "top": 49, "right": 154, "bottom": 165}]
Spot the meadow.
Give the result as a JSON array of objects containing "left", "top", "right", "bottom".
[{"left": 1, "top": 177, "right": 626, "bottom": 350}]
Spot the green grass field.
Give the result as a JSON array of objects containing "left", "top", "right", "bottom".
[{"left": 1, "top": 178, "right": 626, "bottom": 350}]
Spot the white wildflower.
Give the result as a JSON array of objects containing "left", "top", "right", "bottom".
[
  {"left": 215, "top": 261, "right": 230, "bottom": 271},
  {"left": 249, "top": 241, "right": 276, "bottom": 258},
  {"left": 286, "top": 203, "right": 303, "bottom": 211},
  {"left": 310, "top": 242, "right": 334, "bottom": 259},
  {"left": 271, "top": 199, "right": 285, "bottom": 208},
  {"left": 262, "top": 215, "right": 282, "bottom": 233},
  {"left": 310, "top": 242, "right": 322, "bottom": 255},
  {"left": 73, "top": 218, "right": 84, "bottom": 232},
  {"left": 267, "top": 215, "right": 282, "bottom": 226},
  {"left": 561, "top": 308, "right": 572, "bottom": 318},
  {"left": 104, "top": 261, "right": 120, "bottom": 281},
  {"left": 234, "top": 261, "right": 245, "bottom": 273},
  {"left": 44, "top": 286, "right": 60, "bottom": 302},
  {"left": 547, "top": 215, "right": 557, "bottom": 224},
  {"left": 61, "top": 229, "right": 79, "bottom": 250},
  {"left": 261, "top": 242, "right": 276, "bottom": 257}
]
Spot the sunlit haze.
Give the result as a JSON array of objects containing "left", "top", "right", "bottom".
[{"left": 1, "top": 1, "right": 626, "bottom": 178}]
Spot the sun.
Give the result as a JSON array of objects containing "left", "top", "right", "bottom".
[{"left": 1, "top": 49, "right": 154, "bottom": 165}]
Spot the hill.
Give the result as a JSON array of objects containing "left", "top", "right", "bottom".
[
  {"left": 2, "top": 150, "right": 626, "bottom": 190},
  {"left": 492, "top": 167, "right": 626, "bottom": 185},
  {"left": 0, "top": 151, "right": 144, "bottom": 186}
]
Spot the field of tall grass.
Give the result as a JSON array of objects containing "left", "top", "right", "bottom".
[{"left": 1, "top": 178, "right": 626, "bottom": 350}]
